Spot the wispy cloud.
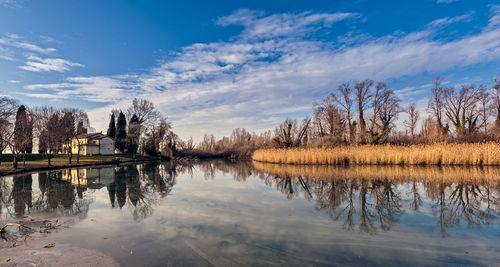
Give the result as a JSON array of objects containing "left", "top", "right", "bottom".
[
  {"left": 18, "top": 55, "right": 83, "bottom": 72},
  {"left": 428, "top": 12, "right": 473, "bottom": 27},
  {"left": 0, "top": 0, "right": 21, "bottom": 8},
  {"left": 24, "top": 75, "right": 137, "bottom": 102},
  {"left": 7, "top": 80, "right": 19, "bottom": 83},
  {"left": 0, "top": 33, "right": 57, "bottom": 54},
  {"left": 217, "top": 9, "right": 360, "bottom": 39},
  {"left": 23, "top": 7, "right": 500, "bottom": 139}
]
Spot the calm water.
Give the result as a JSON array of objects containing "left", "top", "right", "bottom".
[{"left": 1, "top": 161, "right": 500, "bottom": 266}]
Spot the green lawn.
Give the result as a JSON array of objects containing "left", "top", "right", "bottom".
[{"left": 0, "top": 153, "right": 159, "bottom": 175}]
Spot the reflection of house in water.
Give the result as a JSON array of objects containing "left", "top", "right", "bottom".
[{"left": 61, "top": 167, "right": 115, "bottom": 188}]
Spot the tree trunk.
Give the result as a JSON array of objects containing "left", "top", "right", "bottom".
[
  {"left": 23, "top": 152, "right": 26, "bottom": 166},
  {"left": 68, "top": 145, "right": 72, "bottom": 164},
  {"left": 12, "top": 152, "right": 18, "bottom": 169},
  {"left": 76, "top": 141, "right": 81, "bottom": 164},
  {"left": 47, "top": 152, "right": 51, "bottom": 166}
]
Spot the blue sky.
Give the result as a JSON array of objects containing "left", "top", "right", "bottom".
[{"left": 1, "top": 0, "right": 499, "bottom": 140}]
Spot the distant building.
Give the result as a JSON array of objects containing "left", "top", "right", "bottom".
[{"left": 62, "top": 133, "right": 115, "bottom": 156}]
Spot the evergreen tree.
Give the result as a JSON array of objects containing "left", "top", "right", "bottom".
[
  {"left": 115, "top": 111, "right": 127, "bottom": 153},
  {"left": 107, "top": 113, "right": 116, "bottom": 139},
  {"left": 13, "top": 105, "right": 31, "bottom": 167},
  {"left": 126, "top": 114, "right": 140, "bottom": 154}
]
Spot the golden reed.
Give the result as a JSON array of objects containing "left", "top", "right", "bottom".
[{"left": 252, "top": 142, "right": 500, "bottom": 166}]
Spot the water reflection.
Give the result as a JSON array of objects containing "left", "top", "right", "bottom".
[
  {"left": 1, "top": 162, "right": 179, "bottom": 222},
  {"left": 253, "top": 162, "right": 500, "bottom": 235}
]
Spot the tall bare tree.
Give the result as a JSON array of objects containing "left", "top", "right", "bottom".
[
  {"left": 47, "top": 113, "right": 62, "bottom": 166},
  {"left": 60, "top": 112, "right": 75, "bottom": 164},
  {"left": 333, "top": 83, "right": 356, "bottom": 143},
  {"left": 443, "top": 84, "right": 480, "bottom": 137},
  {"left": 491, "top": 77, "right": 500, "bottom": 134},
  {"left": 0, "top": 97, "right": 18, "bottom": 166},
  {"left": 355, "top": 79, "right": 373, "bottom": 143},
  {"left": 377, "top": 87, "right": 400, "bottom": 142},
  {"left": 404, "top": 103, "right": 420, "bottom": 138},
  {"left": 369, "top": 82, "right": 385, "bottom": 134},
  {"left": 428, "top": 78, "right": 450, "bottom": 137},
  {"left": 476, "top": 87, "right": 491, "bottom": 135}
]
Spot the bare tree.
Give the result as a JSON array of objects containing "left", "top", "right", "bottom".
[
  {"left": 355, "top": 79, "right": 373, "bottom": 143},
  {"left": 443, "top": 84, "right": 480, "bottom": 137},
  {"left": 491, "top": 77, "right": 500, "bottom": 134},
  {"left": 427, "top": 78, "right": 450, "bottom": 137},
  {"left": 38, "top": 111, "right": 62, "bottom": 166},
  {"left": 126, "top": 98, "right": 161, "bottom": 126},
  {"left": 369, "top": 82, "right": 385, "bottom": 134},
  {"left": 274, "top": 118, "right": 311, "bottom": 148},
  {"left": 404, "top": 103, "right": 420, "bottom": 138},
  {"left": 377, "top": 87, "right": 400, "bottom": 143},
  {"left": 60, "top": 112, "right": 75, "bottom": 164},
  {"left": 126, "top": 98, "right": 163, "bottom": 154},
  {"left": 476, "top": 87, "right": 491, "bottom": 135},
  {"left": 313, "top": 94, "right": 345, "bottom": 140},
  {"left": 0, "top": 97, "right": 18, "bottom": 166},
  {"left": 333, "top": 83, "right": 356, "bottom": 143}
]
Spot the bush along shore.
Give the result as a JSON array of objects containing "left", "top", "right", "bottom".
[{"left": 252, "top": 142, "right": 500, "bottom": 166}]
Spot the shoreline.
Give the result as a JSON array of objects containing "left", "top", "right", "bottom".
[{"left": 0, "top": 157, "right": 165, "bottom": 178}]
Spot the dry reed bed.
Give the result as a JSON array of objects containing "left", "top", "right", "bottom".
[
  {"left": 252, "top": 143, "right": 500, "bottom": 166},
  {"left": 253, "top": 161, "right": 500, "bottom": 183}
]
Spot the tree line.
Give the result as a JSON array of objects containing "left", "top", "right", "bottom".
[
  {"left": 105, "top": 98, "right": 176, "bottom": 157},
  {"left": 0, "top": 97, "right": 175, "bottom": 169},
  {"left": 193, "top": 76, "right": 500, "bottom": 155}
]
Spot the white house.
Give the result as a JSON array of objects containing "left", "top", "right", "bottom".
[{"left": 63, "top": 133, "right": 115, "bottom": 156}]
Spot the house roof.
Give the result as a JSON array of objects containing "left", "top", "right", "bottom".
[{"left": 76, "top": 132, "right": 112, "bottom": 140}]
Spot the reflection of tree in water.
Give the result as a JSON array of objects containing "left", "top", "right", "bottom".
[
  {"left": 106, "top": 162, "right": 178, "bottom": 221},
  {"left": 0, "top": 172, "right": 92, "bottom": 220},
  {"left": 12, "top": 174, "right": 33, "bottom": 218},
  {"left": 252, "top": 164, "right": 500, "bottom": 235},
  {"left": 427, "top": 180, "right": 500, "bottom": 237},
  {"left": 196, "top": 160, "right": 254, "bottom": 181}
]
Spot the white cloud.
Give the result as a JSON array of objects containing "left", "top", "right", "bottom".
[
  {"left": 18, "top": 55, "right": 83, "bottom": 72},
  {"left": 427, "top": 13, "right": 473, "bottom": 27},
  {"left": 0, "top": 33, "right": 57, "bottom": 55},
  {"left": 14, "top": 42, "right": 56, "bottom": 54},
  {"left": 217, "top": 9, "right": 360, "bottom": 39},
  {"left": 0, "top": 0, "right": 20, "bottom": 7},
  {"left": 436, "top": 0, "right": 458, "bottom": 3},
  {"left": 22, "top": 7, "right": 500, "bottom": 140},
  {"left": 24, "top": 75, "right": 138, "bottom": 103},
  {"left": 7, "top": 80, "right": 19, "bottom": 83}
]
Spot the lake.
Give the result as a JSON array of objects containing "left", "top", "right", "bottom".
[{"left": 1, "top": 160, "right": 500, "bottom": 266}]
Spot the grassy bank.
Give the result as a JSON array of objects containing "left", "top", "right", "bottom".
[
  {"left": 0, "top": 153, "right": 161, "bottom": 177},
  {"left": 252, "top": 142, "right": 500, "bottom": 166}
]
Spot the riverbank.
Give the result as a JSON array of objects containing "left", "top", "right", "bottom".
[
  {"left": 1, "top": 217, "right": 119, "bottom": 266},
  {"left": 0, "top": 154, "right": 163, "bottom": 177},
  {"left": 252, "top": 142, "right": 500, "bottom": 166}
]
